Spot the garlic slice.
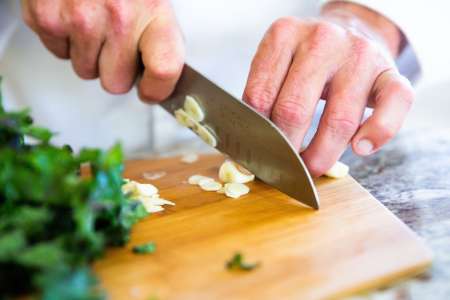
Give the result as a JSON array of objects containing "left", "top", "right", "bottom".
[
  {"left": 324, "top": 161, "right": 349, "bottom": 179},
  {"left": 219, "top": 161, "right": 255, "bottom": 183},
  {"left": 195, "top": 124, "right": 217, "bottom": 147},
  {"left": 142, "top": 171, "right": 167, "bottom": 181},
  {"left": 188, "top": 175, "right": 213, "bottom": 185},
  {"left": 224, "top": 183, "right": 250, "bottom": 199},
  {"left": 184, "top": 95, "right": 205, "bottom": 122},
  {"left": 175, "top": 109, "right": 198, "bottom": 128},
  {"left": 122, "top": 179, "right": 174, "bottom": 213},
  {"left": 197, "top": 177, "right": 215, "bottom": 186},
  {"left": 135, "top": 182, "right": 158, "bottom": 197},
  {"left": 199, "top": 180, "right": 222, "bottom": 192},
  {"left": 141, "top": 196, "right": 175, "bottom": 206},
  {"left": 181, "top": 153, "right": 199, "bottom": 164}
]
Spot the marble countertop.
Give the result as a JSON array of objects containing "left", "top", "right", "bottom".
[{"left": 342, "top": 127, "right": 450, "bottom": 300}]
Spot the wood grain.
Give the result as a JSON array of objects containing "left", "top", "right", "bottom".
[{"left": 93, "top": 154, "right": 432, "bottom": 300}]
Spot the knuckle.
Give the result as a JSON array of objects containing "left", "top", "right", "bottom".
[
  {"left": 71, "top": 5, "right": 96, "bottom": 35},
  {"left": 34, "top": 8, "right": 62, "bottom": 35},
  {"left": 372, "top": 118, "right": 397, "bottom": 140},
  {"left": 267, "top": 17, "right": 299, "bottom": 43},
  {"left": 377, "top": 74, "right": 415, "bottom": 109},
  {"left": 391, "top": 79, "right": 415, "bottom": 108},
  {"left": 307, "top": 21, "right": 342, "bottom": 54},
  {"left": 105, "top": 0, "right": 133, "bottom": 35},
  {"left": 272, "top": 99, "right": 310, "bottom": 129},
  {"left": 243, "top": 83, "right": 276, "bottom": 113},
  {"left": 350, "top": 35, "right": 378, "bottom": 62},
  {"left": 323, "top": 111, "right": 359, "bottom": 138}
]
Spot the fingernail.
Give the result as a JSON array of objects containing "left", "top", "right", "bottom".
[{"left": 357, "top": 139, "right": 374, "bottom": 156}]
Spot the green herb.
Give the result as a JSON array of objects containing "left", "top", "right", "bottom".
[
  {"left": 0, "top": 77, "right": 148, "bottom": 298},
  {"left": 226, "top": 252, "right": 260, "bottom": 271},
  {"left": 132, "top": 242, "right": 156, "bottom": 254}
]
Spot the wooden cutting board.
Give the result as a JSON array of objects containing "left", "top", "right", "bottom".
[{"left": 93, "top": 154, "right": 432, "bottom": 300}]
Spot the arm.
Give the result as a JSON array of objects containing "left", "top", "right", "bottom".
[
  {"left": 20, "top": 0, "right": 185, "bottom": 102},
  {"left": 243, "top": 1, "right": 414, "bottom": 176}
]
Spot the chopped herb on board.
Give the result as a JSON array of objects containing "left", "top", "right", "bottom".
[
  {"left": 226, "top": 252, "right": 260, "bottom": 271},
  {"left": 133, "top": 242, "right": 157, "bottom": 254},
  {"left": 0, "top": 77, "right": 148, "bottom": 299}
]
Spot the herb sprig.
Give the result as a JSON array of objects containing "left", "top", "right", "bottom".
[{"left": 0, "top": 77, "right": 148, "bottom": 299}]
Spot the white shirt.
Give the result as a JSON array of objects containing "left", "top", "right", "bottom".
[{"left": 0, "top": 1, "right": 448, "bottom": 155}]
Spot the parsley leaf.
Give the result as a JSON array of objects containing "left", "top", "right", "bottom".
[
  {"left": 132, "top": 242, "right": 156, "bottom": 254},
  {"left": 226, "top": 252, "right": 260, "bottom": 271},
  {"left": 0, "top": 77, "right": 149, "bottom": 298}
]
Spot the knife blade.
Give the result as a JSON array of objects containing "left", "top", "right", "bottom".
[{"left": 161, "top": 64, "right": 319, "bottom": 209}]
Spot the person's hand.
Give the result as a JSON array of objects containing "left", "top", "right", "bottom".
[
  {"left": 243, "top": 2, "right": 414, "bottom": 176},
  {"left": 21, "top": 0, "right": 185, "bottom": 102}
]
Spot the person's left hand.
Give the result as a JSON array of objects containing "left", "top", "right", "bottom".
[{"left": 243, "top": 2, "right": 414, "bottom": 176}]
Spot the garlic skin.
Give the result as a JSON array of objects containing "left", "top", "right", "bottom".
[
  {"left": 324, "top": 161, "right": 349, "bottom": 179},
  {"left": 219, "top": 161, "right": 255, "bottom": 184},
  {"left": 184, "top": 95, "right": 205, "bottom": 122}
]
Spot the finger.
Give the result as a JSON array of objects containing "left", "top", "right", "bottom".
[
  {"left": 97, "top": 6, "right": 140, "bottom": 93},
  {"left": 243, "top": 17, "right": 300, "bottom": 117},
  {"left": 68, "top": 1, "right": 106, "bottom": 79},
  {"left": 22, "top": 0, "right": 69, "bottom": 59},
  {"left": 302, "top": 59, "right": 379, "bottom": 176},
  {"left": 40, "top": 34, "right": 70, "bottom": 59},
  {"left": 138, "top": 14, "right": 185, "bottom": 102},
  {"left": 352, "top": 70, "right": 414, "bottom": 156}
]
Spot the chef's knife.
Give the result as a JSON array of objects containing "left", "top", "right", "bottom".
[{"left": 161, "top": 64, "right": 319, "bottom": 209}]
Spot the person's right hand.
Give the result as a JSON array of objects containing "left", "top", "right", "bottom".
[{"left": 21, "top": 0, "right": 185, "bottom": 102}]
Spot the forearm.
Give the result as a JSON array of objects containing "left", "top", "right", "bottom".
[{"left": 320, "top": 1, "right": 405, "bottom": 58}]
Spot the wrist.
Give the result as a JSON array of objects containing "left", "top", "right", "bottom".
[{"left": 320, "top": 1, "right": 405, "bottom": 58}]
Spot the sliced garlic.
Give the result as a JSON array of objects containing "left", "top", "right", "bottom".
[
  {"left": 195, "top": 124, "right": 217, "bottom": 147},
  {"left": 142, "top": 171, "right": 167, "bottom": 181},
  {"left": 324, "top": 161, "right": 349, "bottom": 179},
  {"left": 181, "top": 153, "right": 199, "bottom": 164},
  {"left": 141, "top": 196, "right": 175, "bottom": 206},
  {"left": 199, "top": 180, "right": 222, "bottom": 192},
  {"left": 219, "top": 161, "right": 255, "bottom": 184},
  {"left": 197, "top": 177, "right": 215, "bottom": 186},
  {"left": 143, "top": 205, "right": 165, "bottom": 213},
  {"left": 135, "top": 182, "right": 158, "bottom": 197},
  {"left": 184, "top": 95, "right": 205, "bottom": 122},
  {"left": 188, "top": 175, "right": 213, "bottom": 185},
  {"left": 174, "top": 108, "right": 198, "bottom": 128},
  {"left": 224, "top": 183, "right": 250, "bottom": 199},
  {"left": 122, "top": 179, "right": 174, "bottom": 213}
]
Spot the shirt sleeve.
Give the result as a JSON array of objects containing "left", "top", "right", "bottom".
[{"left": 321, "top": 0, "right": 450, "bottom": 86}]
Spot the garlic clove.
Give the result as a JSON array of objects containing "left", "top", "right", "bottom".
[{"left": 324, "top": 161, "right": 349, "bottom": 179}]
